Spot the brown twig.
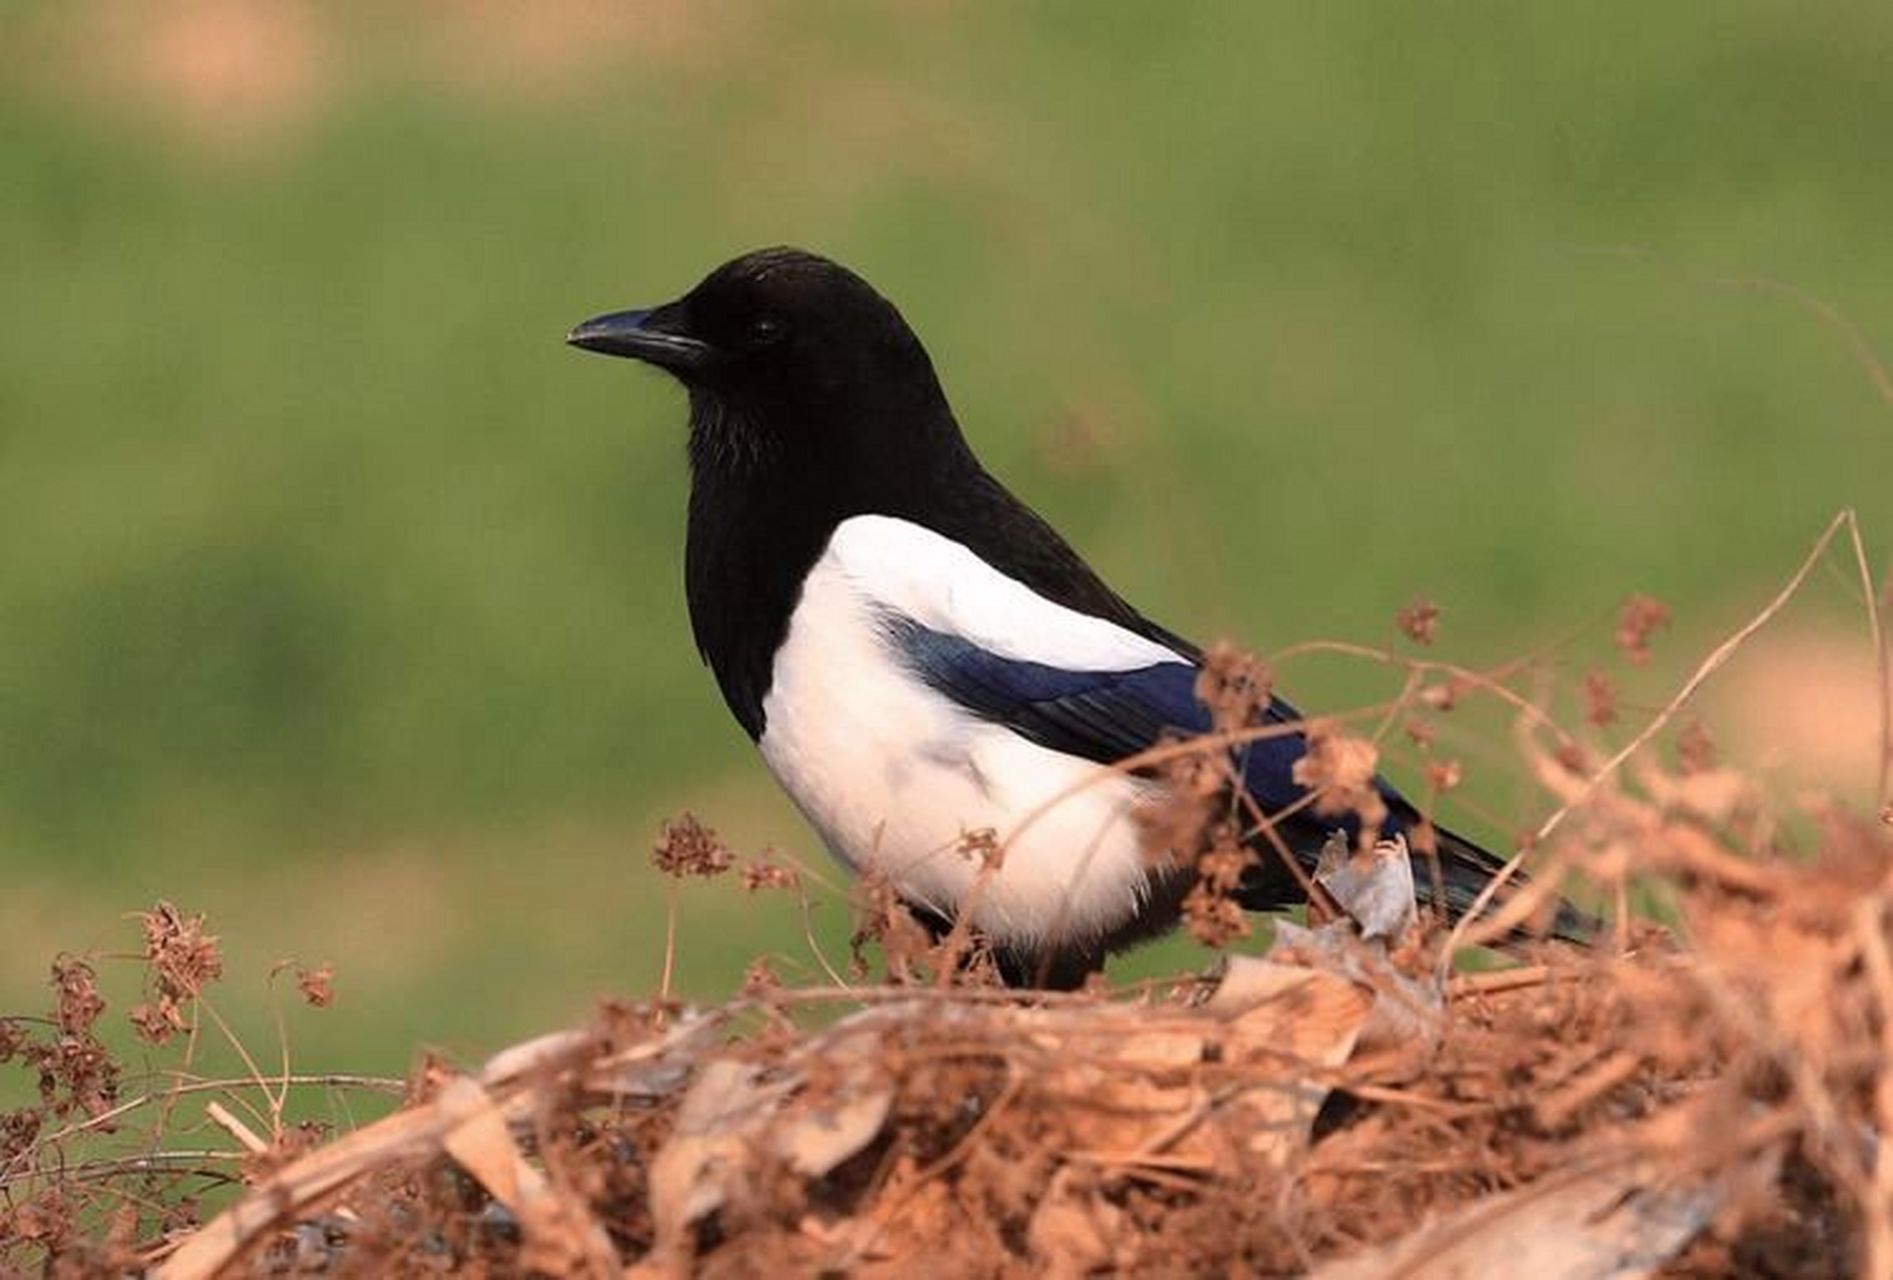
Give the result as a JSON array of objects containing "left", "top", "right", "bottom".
[{"left": 1446, "top": 965, "right": 1554, "bottom": 999}]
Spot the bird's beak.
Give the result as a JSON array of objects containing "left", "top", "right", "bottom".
[{"left": 565, "top": 305, "right": 711, "bottom": 372}]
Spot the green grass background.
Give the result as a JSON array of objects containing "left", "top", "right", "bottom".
[{"left": 2, "top": 2, "right": 1890, "bottom": 1079}]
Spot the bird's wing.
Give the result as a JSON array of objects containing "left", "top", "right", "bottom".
[
  {"left": 827, "top": 516, "right": 1593, "bottom": 937},
  {"left": 883, "top": 618, "right": 1316, "bottom": 810},
  {"left": 826, "top": 515, "right": 1315, "bottom": 809}
]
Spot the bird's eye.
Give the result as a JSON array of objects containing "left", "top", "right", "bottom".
[{"left": 749, "top": 315, "right": 786, "bottom": 346}]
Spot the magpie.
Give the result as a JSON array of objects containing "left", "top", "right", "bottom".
[{"left": 568, "top": 247, "right": 1589, "bottom": 987}]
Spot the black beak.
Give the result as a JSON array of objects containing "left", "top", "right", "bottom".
[{"left": 565, "top": 306, "right": 711, "bottom": 372}]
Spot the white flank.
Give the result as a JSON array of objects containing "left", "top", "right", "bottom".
[{"left": 756, "top": 515, "right": 1192, "bottom": 949}]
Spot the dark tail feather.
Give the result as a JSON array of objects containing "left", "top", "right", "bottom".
[{"left": 1423, "top": 823, "right": 1598, "bottom": 946}]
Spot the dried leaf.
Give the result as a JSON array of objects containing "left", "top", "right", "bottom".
[{"left": 1316, "top": 833, "right": 1419, "bottom": 942}]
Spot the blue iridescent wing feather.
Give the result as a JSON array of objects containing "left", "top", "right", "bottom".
[{"left": 885, "top": 619, "right": 1344, "bottom": 826}]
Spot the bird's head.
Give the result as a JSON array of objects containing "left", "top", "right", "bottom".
[{"left": 568, "top": 248, "right": 956, "bottom": 455}]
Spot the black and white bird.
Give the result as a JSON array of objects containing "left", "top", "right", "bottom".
[{"left": 568, "top": 248, "right": 1587, "bottom": 987}]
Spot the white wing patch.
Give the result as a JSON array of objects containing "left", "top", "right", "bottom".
[
  {"left": 757, "top": 515, "right": 1183, "bottom": 950},
  {"left": 822, "top": 514, "right": 1187, "bottom": 672}
]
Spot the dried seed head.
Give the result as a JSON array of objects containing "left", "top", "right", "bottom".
[
  {"left": 297, "top": 964, "right": 335, "bottom": 1008},
  {"left": 652, "top": 812, "right": 735, "bottom": 879},
  {"left": 1425, "top": 759, "right": 1464, "bottom": 793},
  {"left": 956, "top": 827, "right": 1004, "bottom": 871},
  {"left": 137, "top": 902, "right": 224, "bottom": 1003},
  {"left": 1292, "top": 718, "right": 1388, "bottom": 832},
  {"left": 740, "top": 956, "right": 781, "bottom": 994},
  {"left": 1196, "top": 823, "right": 1254, "bottom": 893},
  {"left": 1181, "top": 827, "right": 1254, "bottom": 950},
  {"left": 1555, "top": 741, "right": 1591, "bottom": 775},
  {"left": 0, "top": 1108, "right": 41, "bottom": 1167},
  {"left": 1196, "top": 641, "right": 1275, "bottom": 733},
  {"left": 1616, "top": 594, "right": 1671, "bottom": 666},
  {"left": 740, "top": 854, "right": 800, "bottom": 893},
  {"left": 1182, "top": 879, "right": 1249, "bottom": 948},
  {"left": 1395, "top": 596, "right": 1440, "bottom": 646},
  {"left": 1583, "top": 669, "right": 1618, "bottom": 728},
  {"left": 51, "top": 958, "right": 104, "bottom": 1038},
  {"left": 33, "top": 961, "right": 120, "bottom": 1118},
  {"left": 127, "top": 1000, "right": 183, "bottom": 1046},
  {"left": 1419, "top": 678, "right": 1467, "bottom": 712},
  {"left": 1677, "top": 720, "right": 1717, "bottom": 774},
  {"left": 849, "top": 871, "right": 934, "bottom": 984}
]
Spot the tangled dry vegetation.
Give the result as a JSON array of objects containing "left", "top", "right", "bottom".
[{"left": 4, "top": 512, "right": 1891, "bottom": 1277}]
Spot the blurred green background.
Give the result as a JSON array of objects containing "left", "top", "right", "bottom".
[{"left": 3, "top": 1, "right": 1890, "bottom": 1077}]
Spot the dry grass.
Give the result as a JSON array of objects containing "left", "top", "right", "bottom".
[{"left": 4, "top": 511, "right": 1891, "bottom": 1277}]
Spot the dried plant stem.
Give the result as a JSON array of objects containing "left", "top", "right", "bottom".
[
  {"left": 1571, "top": 248, "right": 1893, "bottom": 414},
  {"left": 3, "top": 1151, "right": 243, "bottom": 1194},
  {"left": 1269, "top": 642, "right": 1579, "bottom": 750},
  {"left": 1577, "top": 257, "right": 1893, "bottom": 804},
  {"left": 1843, "top": 515, "right": 1893, "bottom": 814},
  {"left": 204, "top": 1100, "right": 268, "bottom": 1156},
  {"left": 22, "top": 1074, "right": 402, "bottom": 1156},
  {"left": 659, "top": 881, "right": 680, "bottom": 1007},
  {"left": 198, "top": 998, "right": 285, "bottom": 1134},
  {"left": 796, "top": 883, "right": 852, "bottom": 990},
  {"left": 1443, "top": 509, "right": 1860, "bottom": 966},
  {"left": 1538, "top": 509, "right": 1852, "bottom": 845},
  {"left": 1447, "top": 965, "right": 1553, "bottom": 998},
  {"left": 934, "top": 855, "right": 1002, "bottom": 987},
  {"left": 1706, "top": 271, "right": 1893, "bottom": 414}
]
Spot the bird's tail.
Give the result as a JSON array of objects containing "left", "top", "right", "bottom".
[{"left": 1419, "top": 822, "right": 1598, "bottom": 946}]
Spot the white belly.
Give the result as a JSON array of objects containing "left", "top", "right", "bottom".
[{"left": 755, "top": 519, "right": 1170, "bottom": 950}]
